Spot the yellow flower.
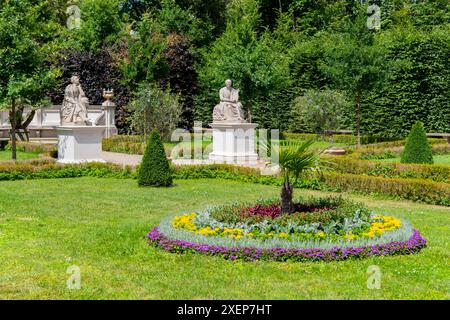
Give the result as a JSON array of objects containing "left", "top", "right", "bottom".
[
  {"left": 171, "top": 213, "right": 198, "bottom": 232},
  {"left": 362, "top": 215, "right": 401, "bottom": 238},
  {"left": 345, "top": 231, "right": 356, "bottom": 241},
  {"left": 279, "top": 233, "right": 288, "bottom": 238},
  {"left": 316, "top": 231, "right": 326, "bottom": 238}
]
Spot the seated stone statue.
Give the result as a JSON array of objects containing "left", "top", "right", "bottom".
[
  {"left": 213, "top": 79, "right": 245, "bottom": 122},
  {"left": 61, "top": 76, "right": 92, "bottom": 125}
]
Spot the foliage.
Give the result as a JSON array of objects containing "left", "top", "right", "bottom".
[
  {"left": 322, "top": 172, "right": 450, "bottom": 206},
  {"left": 119, "top": 0, "right": 159, "bottom": 21},
  {"left": 289, "top": 89, "right": 350, "bottom": 135},
  {"left": 117, "top": 13, "right": 168, "bottom": 90},
  {"left": 171, "top": 204, "right": 396, "bottom": 242},
  {"left": 362, "top": 26, "right": 450, "bottom": 139},
  {"left": 102, "top": 135, "right": 211, "bottom": 158},
  {"left": 68, "top": 0, "right": 124, "bottom": 51},
  {"left": 130, "top": 84, "right": 181, "bottom": 140},
  {"left": 208, "top": 196, "right": 370, "bottom": 228},
  {"left": 0, "top": 159, "right": 448, "bottom": 206},
  {"left": 0, "top": 160, "right": 135, "bottom": 181},
  {"left": 320, "top": 5, "right": 387, "bottom": 146},
  {"left": 0, "top": 0, "right": 62, "bottom": 158},
  {"left": 138, "top": 129, "right": 173, "bottom": 187},
  {"left": 152, "top": 0, "right": 215, "bottom": 47},
  {"left": 283, "top": 132, "right": 357, "bottom": 145},
  {"left": 195, "top": 0, "right": 291, "bottom": 124},
  {"left": 274, "top": 139, "right": 322, "bottom": 213},
  {"left": 161, "top": 34, "right": 198, "bottom": 130},
  {"left": 327, "top": 156, "right": 450, "bottom": 183},
  {"left": 401, "top": 121, "right": 434, "bottom": 164},
  {"left": 345, "top": 138, "right": 450, "bottom": 160},
  {"left": 47, "top": 48, "right": 132, "bottom": 134}
]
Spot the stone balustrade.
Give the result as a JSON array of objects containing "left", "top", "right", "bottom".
[{"left": 0, "top": 104, "right": 117, "bottom": 140}]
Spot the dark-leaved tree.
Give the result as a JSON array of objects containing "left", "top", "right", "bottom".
[
  {"left": 161, "top": 34, "right": 198, "bottom": 130},
  {"left": 47, "top": 49, "right": 132, "bottom": 134}
]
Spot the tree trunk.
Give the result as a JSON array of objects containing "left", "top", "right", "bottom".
[
  {"left": 17, "top": 109, "right": 35, "bottom": 142},
  {"left": 356, "top": 92, "right": 362, "bottom": 149},
  {"left": 10, "top": 99, "right": 17, "bottom": 161},
  {"left": 280, "top": 181, "right": 294, "bottom": 214}
]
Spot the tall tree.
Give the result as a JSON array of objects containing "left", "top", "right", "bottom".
[
  {"left": 0, "top": 0, "right": 61, "bottom": 160},
  {"left": 321, "top": 4, "right": 387, "bottom": 147},
  {"left": 196, "top": 0, "right": 290, "bottom": 125}
]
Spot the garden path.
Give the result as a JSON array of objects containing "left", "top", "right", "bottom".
[{"left": 101, "top": 151, "right": 273, "bottom": 172}]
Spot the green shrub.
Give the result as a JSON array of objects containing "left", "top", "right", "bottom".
[
  {"left": 288, "top": 89, "right": 350, "bottom": 135},
  {"left": 0, "top": 160, "right": 135, "bottom": 181},
  {"left": 138, "top": 130, "right": 173, "bottom": 187},
  {"left": 321, "top": 173, "right": 449, "bottom": 206},
  {"left": 282, "top": 132, "right": 357, "bottom": 145},
  {"left": 0, "top": 158, "right": 447, "bottom": 206},
  {"left": 327, "top": 157, "right": 450, "bottom": 183},
  {"left": 401, "top": 122, "right": 434, "bottom": 164},
  {"left": 130, "top": 83, "right": 181, "bottom": 141},
  {"left": 345, "top": 138, "right": 449, "bottom": 160}
]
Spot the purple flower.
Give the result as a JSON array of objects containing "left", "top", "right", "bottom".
[{"left": 145, "top": 227, "right": 427, "bottom": 262}]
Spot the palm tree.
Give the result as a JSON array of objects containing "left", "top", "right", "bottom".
[{"left": 274, "top": 139, "right": 322, "bottom": 214}]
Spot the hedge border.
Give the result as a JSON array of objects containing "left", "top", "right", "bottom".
[{"left": 0, "top": 161, "right": 448, "bottom": 206}]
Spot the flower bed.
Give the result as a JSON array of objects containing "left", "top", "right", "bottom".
[
  {"left": 147, "top": 227, "right": 426, "bottom": 262},
  {"left": 147, "top": 197, "right": 427, "bottom": 262}
]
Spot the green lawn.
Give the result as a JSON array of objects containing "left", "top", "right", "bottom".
[
  {"left": 0, "top": 150, "right": 40, "bottom": 162},
  {"left": 0, "top": 178, "right": 448, "bottom": 299},
  {"left": 378, "top": 154, "right": 450, "bottom": 165}
]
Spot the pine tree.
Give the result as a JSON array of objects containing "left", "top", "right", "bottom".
[
  {"left": 401, "top": 121, "right": 433, "bottom": 164},
  {"left": 138, "top": 129, "right": 173, "bottom": 187}
]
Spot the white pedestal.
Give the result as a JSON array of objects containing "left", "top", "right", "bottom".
[
  {"left": 209, "top": 122, "right": 259, "bottom": 163},
  {"left": 56, "top": 126, "right": 106, "bottom": 163}
]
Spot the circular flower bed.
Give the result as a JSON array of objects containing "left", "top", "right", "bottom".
[{"left": 147, "top": 197, "right": 427, "bottom": 262}]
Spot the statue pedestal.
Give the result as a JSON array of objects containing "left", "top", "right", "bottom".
[
  {"left": 56, "top": 126, "right": 106, "bottom": 163},
  {"left": 209, "top": 122, "right": 259, "bottom": 163}
]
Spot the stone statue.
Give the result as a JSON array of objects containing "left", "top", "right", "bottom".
[
  {"left": 61, "top": 76, "right": 92, "bottom": 125},
  {"left": 213, "top": 79, "right": 246, "bottom": 122}
]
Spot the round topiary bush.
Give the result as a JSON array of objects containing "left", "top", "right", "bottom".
[
  {"left": 138, "top": 129, "right": 173, "bottom": 187},
  {"left": 401, "top": 121, "right": 433, "bottom": 164},
  {"left": 147, "top": 196, "right": 427, "bottom": 262}
]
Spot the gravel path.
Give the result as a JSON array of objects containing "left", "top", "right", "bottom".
[
  {"left": 101, "top": 151, "right": 142, "bottom": 166},
  {"left": 101, "top": 151, "right": 276, "bottom": 174}
]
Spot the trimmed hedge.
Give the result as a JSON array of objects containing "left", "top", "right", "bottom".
[
  {"left": 102, "top": 135, "right": 210, "bottom": 157},
  {"left": 321, "top": 173, "right": 449, "bottom": 206},
  {"left": 282, "top": 132, "right": 357, "bottom": 144},
  {"left": 327, "top": 157, "right": 450, "bottom": 183},
  {"left": 0, "top": 160, "right": 448, "bottom": 206},
  {"left": 0, "top": 160, "right": 135, "bottom": 181},
  {"left": 346, "top": 140, "right": 450, "bottom": 160},
  {"left": 171, "top": 165, "right": 449, "bottom": 206},
  {"left": 102, "top": 136, "right": 145, "bottom": 155}
]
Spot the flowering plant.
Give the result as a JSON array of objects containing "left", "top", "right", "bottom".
[{"left": 147, "top": 227, "right": 427, "bottom": 262}]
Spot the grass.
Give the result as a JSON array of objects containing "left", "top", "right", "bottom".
[
  {"left": 0, "top": 178, "right": 448, "bottom": 299},
  {"left": 378, "top": 154, "right": 450, "bottom": 165},
  {"left": 0, "top": 150, "right": 40, "bottom": 162}
]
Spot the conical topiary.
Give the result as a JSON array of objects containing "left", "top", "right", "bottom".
[
  {"left": 138, "top": 129, "right": 173, "bottom": 187},
  {"left": 401, "top": 121, "right": 433, "bottom": 164}
]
